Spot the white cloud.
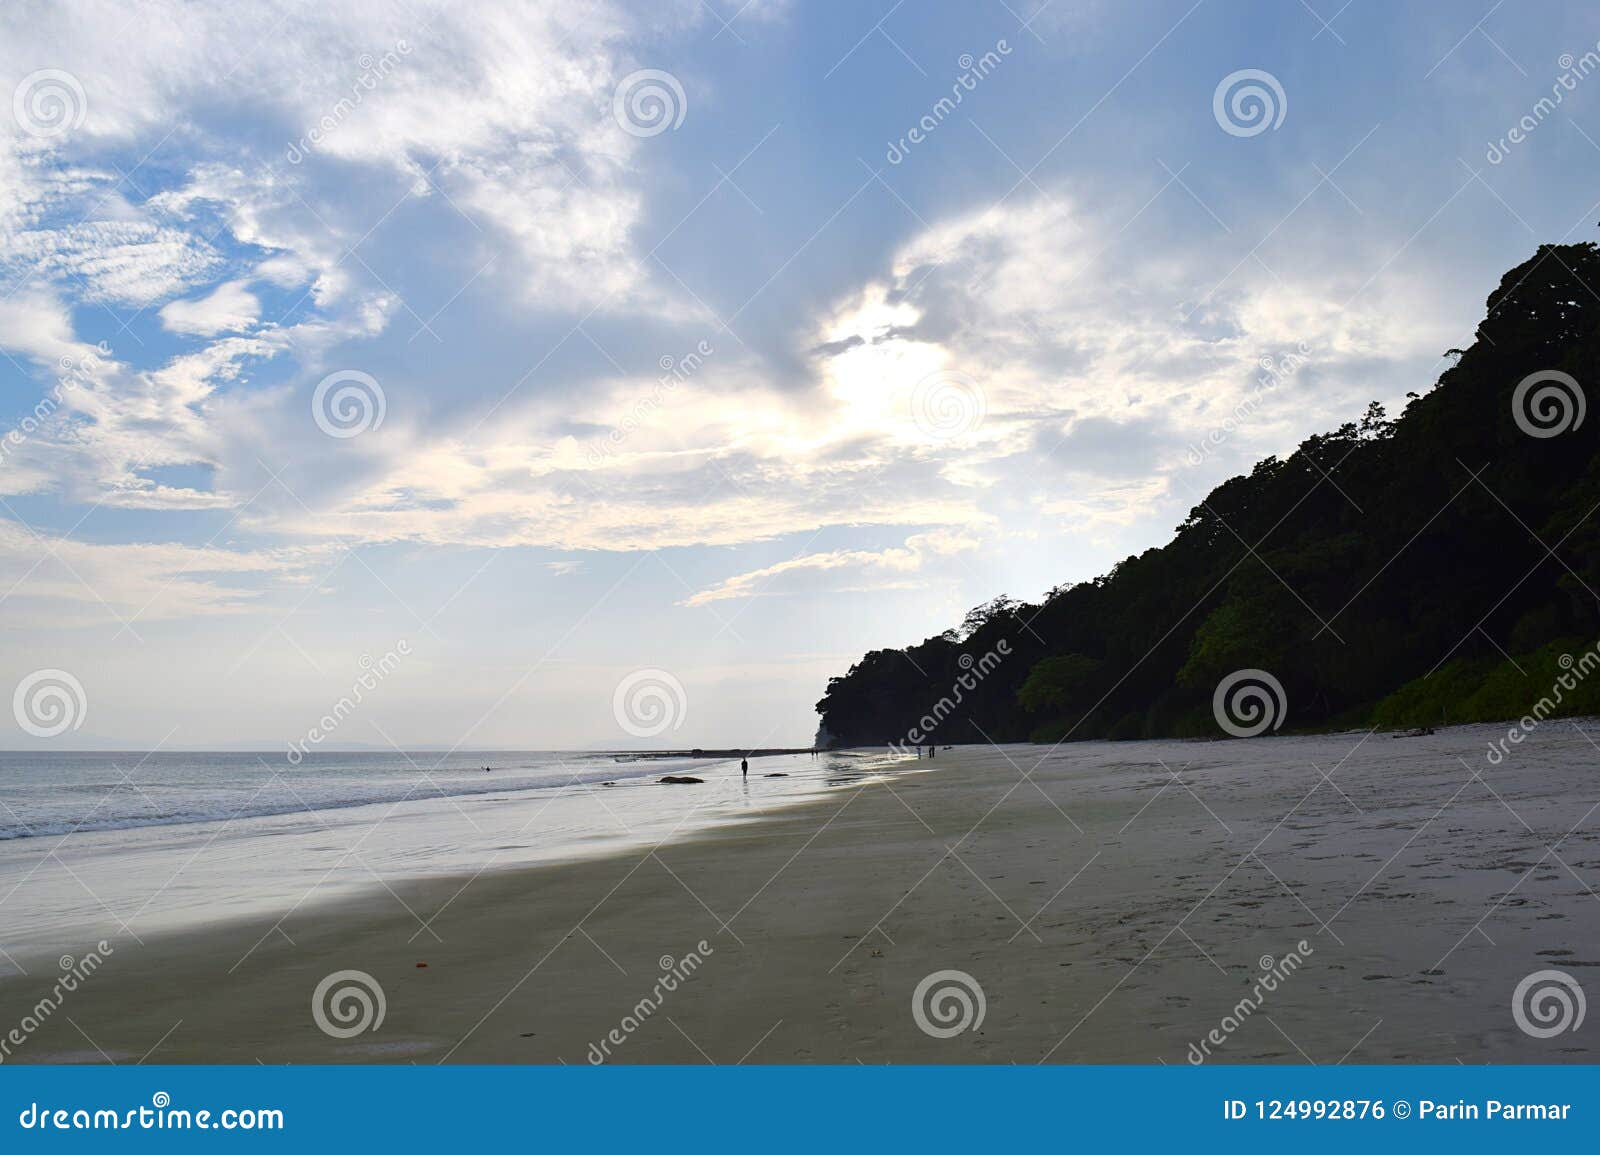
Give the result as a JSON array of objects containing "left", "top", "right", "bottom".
[
  {"left": 5, "top": 220, "right": 222, "bottom": 306},
  {"left": 681, "top": 529, "right": 984, "bottom": 606},
  {"left": 0, "top": 290, "right": 83, "bottom": 365},
  {"left": 0, "top": 0, "right": 739, "bottom": 567},
  {"left": 0, "top": 1, "right": 695, "bottom": 316},
  {"left": 0, "top": 519, "right": 325, "bottom": 627},
  {"left": 0, "top": 290, "right": 393, "bottom": 511},
  {"left": 159, "top": 280, "right": 261, "bottom": 336},
  {"left": 200, "top": 183, "right": 1453, "bottom": 564},
  {"left": 811, "top": 192, "right": 1452, "bottom": 529},
  {"left": 0, "top": 0, "right": 1458, "bottom": 629}
]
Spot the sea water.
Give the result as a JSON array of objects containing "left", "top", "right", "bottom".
[{"left": 0, "top": 749, "right": 887, "bottom": 960}]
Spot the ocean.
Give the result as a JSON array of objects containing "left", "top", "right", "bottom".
[{"left": 0, "top": 749, "right": 889, "bottom": 961}]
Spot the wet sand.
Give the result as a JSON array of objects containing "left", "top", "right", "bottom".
[{"left": 3, "top": 726, "right": 1597, "bottom": 1064}]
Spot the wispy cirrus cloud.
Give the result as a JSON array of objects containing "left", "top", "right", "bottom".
[
  {"left": 681, "top": 529, "right": 984, "bottom": 607},
  {"left": 0, "top": 518, "right": 329, "bottom": 627},
  {"left": 4, "top": 220, "right": 222, "bottom": 306}
]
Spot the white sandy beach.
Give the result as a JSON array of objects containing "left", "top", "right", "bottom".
[{"left": 1, "top": 725, "right": 1597, "bottom": 1064}]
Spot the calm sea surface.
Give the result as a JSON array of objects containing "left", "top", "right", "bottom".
[{"left": 0, "top": 749, "right": 893, "bottom": 960}]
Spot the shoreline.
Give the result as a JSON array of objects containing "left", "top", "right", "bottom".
[
  {"left": 2, "top": 726, "right": 1597, "bottom": 1063},
  {"left": 0, "top": 749, "right": 895, "bottom": 959}
]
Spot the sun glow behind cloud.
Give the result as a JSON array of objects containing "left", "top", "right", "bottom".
[{"left": 0, "top": 0, "right": 1574, "bottom": 744}]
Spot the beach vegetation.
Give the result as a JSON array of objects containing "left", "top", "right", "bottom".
[{"left": 816, "top": 243, "right": 1600, "bottom": 743}]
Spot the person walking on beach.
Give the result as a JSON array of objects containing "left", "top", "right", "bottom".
[{"left": 741, "top": 756, "right": 748, "bottom": 779}]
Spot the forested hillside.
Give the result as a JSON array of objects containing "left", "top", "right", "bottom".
[{"left": 816, "top": 244, "right": 1600, "bottom": 746}]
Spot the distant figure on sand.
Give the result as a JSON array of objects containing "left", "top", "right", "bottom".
[
  {"left": 741, "top": 757, "right": 748, "bottom": 778},
  {"left": 929, "top": 745, "right": 936, "bottom": 759}
]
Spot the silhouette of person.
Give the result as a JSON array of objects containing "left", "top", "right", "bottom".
[{"left": 741, "top": 757, "right": 748, "bottom": 778}]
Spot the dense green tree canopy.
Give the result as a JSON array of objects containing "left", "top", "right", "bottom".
[{"left": 816, "top": 244, "right": 1600, "bottom": 746}]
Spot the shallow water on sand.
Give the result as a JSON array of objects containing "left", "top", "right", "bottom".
[{"left": 0, "top": 749, "right": 898, "bottom": 958}]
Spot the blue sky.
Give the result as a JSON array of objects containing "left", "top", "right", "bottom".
[{"left": 1, "top": 0, "right": 1597, "bottom": 749}]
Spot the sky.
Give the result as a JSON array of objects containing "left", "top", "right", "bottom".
[{"left": 0, "top": 0, "right": 1597, "bottom": 750}]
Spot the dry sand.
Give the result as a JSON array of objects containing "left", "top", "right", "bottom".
[{"left": 3, "top": 725, "right": 1598, "bottom": 1064}]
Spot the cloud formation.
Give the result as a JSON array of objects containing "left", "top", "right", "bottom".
[
  {"left": 681, "top": 529, "right": 983, "bottom": 606},
  {"left": 0, "top": 3, "right": 1486, "bottom": 633},
  {"left": 159, "top": 280, "right": 261, "bottom": 336}
]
